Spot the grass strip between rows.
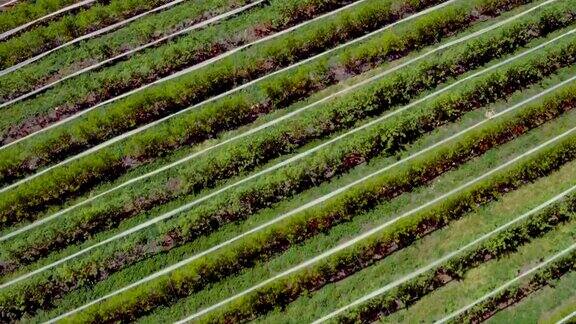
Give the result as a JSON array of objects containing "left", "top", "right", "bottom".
[
  {"left": 8, "top": 69, "right": 576, "bottom": 323},
  {"left": 0, "top": 0, "right": 568, "bottom": 234},
  {"left": 487, "top": 273, "right": 576, "bottom": 323},
  {"left": 4, "top": 17, "right": 576, "bottom": 276},
  {"left": 438, "top": 241, "right": 576, "bottom": 324},
  {"left": 316, "top": 186, "right": 576, "bottom": 323}
]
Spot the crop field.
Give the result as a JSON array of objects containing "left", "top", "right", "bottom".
[{"left": 1, "top": 0, "right": 576, "bottom": 322}]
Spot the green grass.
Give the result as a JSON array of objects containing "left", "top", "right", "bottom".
[
  {"left": 486, "top": 271, "right": 576, "bottom": 323},
  {"left": 380, "top": 220, "right": 576, "bottom": 323}
]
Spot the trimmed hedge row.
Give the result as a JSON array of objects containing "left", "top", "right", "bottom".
[
  {"left": 1, "top": 0, "right": 567, "bottom": 230},
  {"left": 4, "top": 0, "right": 543, "bottom": 178},
  {"left": 0, "top": 0, "right": 449, "bottom": 168},
  {"left": 0, "top": 0, "right": 255, "bottom": 101},
  {"left": 2, "top": 65, "right": 575, "bottom": 322},
  {"left": 53, "top": 74, "right": 576, "bottom": 323},
  {"left": 332, "top": 194, "right": 576, "bottom": 323},
  {"left": 0, "top": 0, "right": 179, "bottom": 69},
  {"left": 4, "top": 13, "right": 576, "bottom": 270}
]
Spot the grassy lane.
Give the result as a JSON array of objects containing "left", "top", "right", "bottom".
[
  {"left": 5, "top": 25, "right": 575, "bottom": 276},
  {"left": 377, "top": 220, "right": 576, "bottom": 323},
  {"left": 485, "top": 271, "right": 576, "bottom": 323},
  {"left": 436, "top": 241, "right": 576, "bottom": 324},
  {"left": 1, "top": 2, "right": 569, "bottom": 234},
  {"left": 0, "top": 0, "right": 257, "bottom": 101}
]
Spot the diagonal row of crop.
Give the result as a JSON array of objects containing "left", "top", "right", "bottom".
[
  {"left": 0, "top": 0, "right": 192, "bottom": 69},
  {"left": 45, "top": 76, "right": 576, "bottom": 324},
  {"left": 3, "top": 15, "right": 576, "bottom": 270},
  {"left": 439, "top": 241, "right": 576, "bottom": 324},
  {"left": 0, "top": 0, "right": 93, "bottom": 36},
  {"left": 132, "top": 115, "right": 576, "bottom": 323},
  {"left": 0, "top": 0, "right": 454, "bottom": 155},
  {"left": 3, "top": 68, "right": 575, "bottom": 322},
  {"left": 247, "top": 150, "right": 576, "bottom": 324},
  {"left": 0, "top": 0, "right": 542, "bottom": 181},
  {"left": 0, "top": 0, "right": 258, "bottom": 102},
  {"left": 209, "top": 183, "right": 576, "bottom": 324},
  {"left": 315, "top": 188, "right": 576, "bottom": 324},
  {"left": 0, "top": 0, "right": 566, "bottom": 231},
  {"left": 0, "top": 0, "right": 375, "bottom": 146}
]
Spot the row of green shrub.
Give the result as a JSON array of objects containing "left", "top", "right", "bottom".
[
  {"left": 0, "top": 0, "right": 255, "bottom": 101},
  {"left": 328, "top": 193, "right": 576, "bottom": 323},
  {"left": 0, "top": 0, "right": 184, "bottom": 69},
  {"left": 1, "top": 0, "right": 561, "bottom": 229},
  {"left": 0, "top": 0, "right": 83, "bottom": 34},
  {"left": 0, "top": 0, "right": 447, "bottom": 172},
  {"left": 2, "top": 57, "right": 575, "bottom": 321},
  {"left": 2, "top": 4, "right": 576, "bottom": 263},
  {"left": 55, "top": 73, "right": 576, "bottom": 324},
  {"left": 3, "top": 5, "right": 573, "bottom": 269}
]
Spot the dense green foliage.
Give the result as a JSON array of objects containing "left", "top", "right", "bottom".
[
  {"left": 5, "top": 22, "right": 576, "bottom": 271},
  {"left": 0, "top": 0, "right": 448, "bottom": 164},
  {"left": 2, "top": 0, "right": 576, "bottom": 322},
  {"left": 3, "top": 58, "right": 575, "bottom": 322},
  {"left": 1, "top": 2, "right": 574, "bottom": 269},
  {"left": 0, "top": 0, "right": 82, "bottom": 34},
  {"left": 0, "top": 0, "right": 362, "bottom": 141},
  {"left": 2, "top": 0, "right": 566, "bottom": 230},
  {"left": 0, "top": 0, "right": 175, "bottom": 68},
  {"left": 0, "top": 0, "right": 254, "bottom": 101},
  {"left": 53, "top": 74, "right": 576, "bottom": 323}
]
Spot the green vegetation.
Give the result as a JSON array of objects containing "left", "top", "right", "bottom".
[
  {"left": 0, "top": 0, "right": 175, "bottom": 68},
  {"left": 0, "top": 0, "right": 258, "bottom": 101},
  {"left": 1, "top": 0, "right": 568, "bottom": 231},
  {"left": 0, "top": 0, "right": 83, "bottom": 34},
  {"left": 2, "top": 0, "right": 575, "bottom": 322},
  {"left": 5, "top": 22, "right": 576, "bottom": 272}
]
